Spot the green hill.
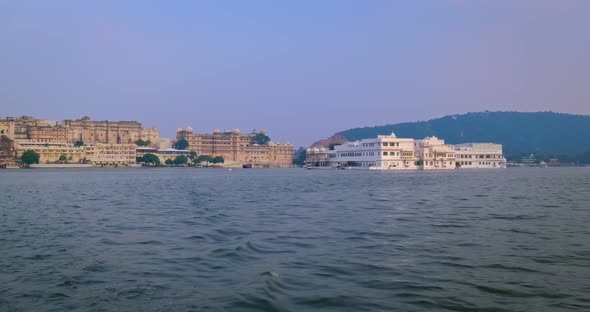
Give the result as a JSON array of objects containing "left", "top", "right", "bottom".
[{"left": 331, "top": 111, "right": 590, "bottom": 161}]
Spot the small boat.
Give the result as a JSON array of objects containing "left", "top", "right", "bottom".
[{"left": 242, "top": 163, "right": 253, "bottom": 168}]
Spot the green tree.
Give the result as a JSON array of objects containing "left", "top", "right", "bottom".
[
  {"left": 165, "top": 159, "right": 174, "bottom": 165},
  {"left": 139, "top": 153, "right": 160, "bottom": 166},
  {"left": 212, "top": 156, "right": 224, "bottom": 164},
  {"left": 173, "top": 155, "right": 188, "bottom": 165},
  {"left": 58, "top": 154, "right": 68, "bottom": 163},
  {"left": 173, "top": 139, "right": 189, "bottom": 150},
  {"left": 196, "top": 155, "right": 213, "bottom": 164},
  {"left": 189, "top": 151, "right": 197, "bottom": 160},
  {"left": 253, "top": 133, "right": 271, "bottom": 145},
  {"left": 135, "top": 139, "right": 151, "bottom": 146},
  {"left": 293, "top": 147, "right": 306, "bottom": 166},
  {"left": 74, "top": 140, "right": 84, "bottom": 147},
  {"left": 21, "top": 150, "right": 40, "bottom": 165}
]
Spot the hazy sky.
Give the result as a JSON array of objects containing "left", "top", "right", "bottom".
[{"left": 1, "top": 1, "right": 589, "bottom": 147}]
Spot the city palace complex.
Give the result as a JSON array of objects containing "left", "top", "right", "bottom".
[
  {"left": 1, "top": 115, "right": 505, "bottom": 170},
  {"left": 0, "top": 115, "right": 293, "bottom": 168}
]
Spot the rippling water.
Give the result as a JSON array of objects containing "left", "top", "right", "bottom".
[{"left": 1, "top": 168, "right": 589, "bottom": 311}]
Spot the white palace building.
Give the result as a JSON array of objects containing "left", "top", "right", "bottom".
[{"left": 305, "top": 133, "right": 506, "bottom": 170}]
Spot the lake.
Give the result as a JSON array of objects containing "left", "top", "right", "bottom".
[{"left": 1, "top": 168, "right": 589, "bottom": 311}]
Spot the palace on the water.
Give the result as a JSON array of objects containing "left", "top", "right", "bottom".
[{"left": 305, "top": 133, "right": 506, "bottom": 170}]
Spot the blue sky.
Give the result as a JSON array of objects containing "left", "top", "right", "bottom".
[{"left": 1, "top": 0, "right": 589, "bottom": 147}]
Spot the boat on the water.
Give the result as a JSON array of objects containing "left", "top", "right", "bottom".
[{"left": 242, "top": 163, "right": 253, "bottom": 168}]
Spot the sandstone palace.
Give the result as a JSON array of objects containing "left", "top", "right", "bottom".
[
  {"left": 0, "top": 115, "right": 293, "bottom": 168},
  {"left": 176, "top": 127, "right": 293, "bottom": 168}
]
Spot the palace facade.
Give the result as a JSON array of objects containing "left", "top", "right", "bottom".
[
  {"left": 0, "top": 116, "right": 159, "bottom": 147},
  {"left": 306, "top": 133, "right": 506, "bottom": 170},
  {"left": 63, "top": 116, "right": 159, "bottom": 147},
  {"left": 454, "top": 143, "right": 505, "bottom": 169},
  {"left": 14, "top": 141, "right": 137, "bottom": 167},
  {"left": 176, "top": 128, "right": 293, "bottom": 167}
]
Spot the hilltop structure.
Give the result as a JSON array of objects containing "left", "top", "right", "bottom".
[
  {"left": 306, "top": 133, "right": 505, "bottom": 170},
  {"left": 0, "top": 115, "right": 162, "bottom": 168},
  {"left": 176, "top": 128, "right": 293, "bottom": 167},
  {"left": 0, "top": 116, "right": 159, "bottom": 147},
  {"left": 63, "top": 116, "right": 158, "bottom": 147}
]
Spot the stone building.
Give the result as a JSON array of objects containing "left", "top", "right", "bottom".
[
  {"left": 0, "top": 119, "right": 15, "bottom": 139},
  {"left": 2, "top": 115, "right": 157, "bottom": 147},
  {"left": 158, "top": 138, "right": 175, "bottom": 149},
  {"left": 15, "top": 141, "right": 85, "bottom": 164},
  {"left": 176, "top": 128, "right": 293, "bottom": 167},
  {"left": 1, "top": 116, "right": 58, "bottom": 140},
  {"left": 414, "top": 136, "right": 456, "bottom": 170},
  {"left": 84, "top": 144, "right": 137, "bottom": 166},
  {"left": 454, "top": 143, "right": 506, "bottom": 169},
  {"left": 304, "top": 147, "right": 331, "bottom": 168},
  {"left": 27, "top": 125, "right": 69, "bottom": 143},
  {"left": 63, "top": 116, "right": 158, "bottom": 146},
  {"left": 0, "top": 135, "right": 17, "bottom": 168},
  {"left": 140, "top": 128, "right": 160, "bottom": 148},
  {"left": 14, "top": 141, "right": 137, "bottom": 167}
]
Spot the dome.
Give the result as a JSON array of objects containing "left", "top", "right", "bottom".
[
  {"left": 213, "top": 129, "right": 220, "bottom": 134},
  {"left": 390, "top": 132, "right": 397, "bottom": 138},
  {"left": 260, "top": 129, "right": 267, "bottom": 134},
  {"left": 319, "top": 147, "right": 327, "bottom": 153},
  {"left": 311, "top": 147, "right": 320, "bottom": 153},
  {"left": 268, "top": 141, "right": 275, "bottom": 146},
  {"left": 186, "top": 126, "right": 193, "bottom": 132},
  {"left": 306, "top": 148, "right": 311, "bottom": 153},
  {"left": 233, "top": 128, "right": 240, "bottom": 134}
]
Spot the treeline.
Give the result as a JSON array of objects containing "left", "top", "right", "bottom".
[{"left": 136, "top": 153, "right": 224, "bottom": 167}]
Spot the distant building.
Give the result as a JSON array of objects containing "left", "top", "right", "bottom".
[
  {"left": 2, "top": 116, "right": 58, "bottom": 140},
  {"left": 0, "top": 119, "right": 15, "bottom": 139},
  {"left": 63, "top": 116, "right": 158, "bottom": 146},
  {"left": 3, "top": 115, "right": 159, "bottom": 147},
  {"left": 27, "top": 125, "right": 69, "bottom": 143},
  {"left": 84, "top": 144, "right": 137, "bottom": 166},
  {"left": 415, "top": 136, "right": 456, "bottom": 170},
  {"left": 140, "top": 128, "right": 160, "bottom": 148},
  {"left": 306, "top": 133, "right": 506, "bottom": 170},
  {"left": 454, "top": 143, "right": 506, "bottom": 169},
  {"left": 304, "top": 147, "right": 330, "bottom": 168},
  {"left": 14, "top": 141, "right": 137, "bottom": 167},
  {"left": 176, "top": 128, "right": 293, "bottom": 168},
  {"left": 15, "top": 141, "right": 86, "bottom": 164},
  {"left": 0, "top": 135, "right": 17, "bottom": 168},
  {"left": 158, "top": 138, "right": 175, "bottom": 149}
]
